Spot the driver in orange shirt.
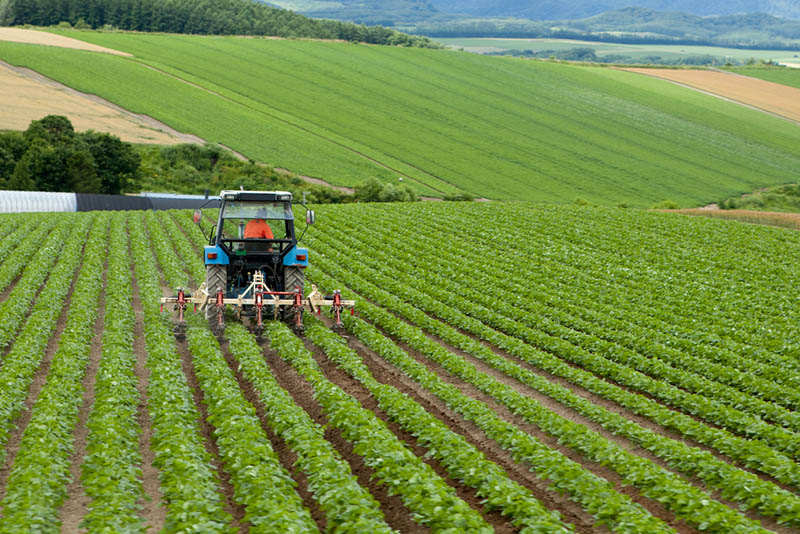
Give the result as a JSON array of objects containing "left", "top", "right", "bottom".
[{"left": 244, "top": 209, "right": 274, "bottom": 239}]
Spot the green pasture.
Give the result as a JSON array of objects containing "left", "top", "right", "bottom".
[
  {"left": 725, "top": 66, "right": 800, "bottom": 89},
  {"left": 439, "top": 37, "right": 800, "bottom": 63},
  {"left": 2, "top": 31, "right": 800, "bottom": 206}
]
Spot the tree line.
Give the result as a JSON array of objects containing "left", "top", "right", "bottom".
[{"left": 0, "top": 0, "right": 441, "bottom": 47}]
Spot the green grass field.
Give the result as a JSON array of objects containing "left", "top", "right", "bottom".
[
  {"left": 2, "top": 30, "right": 800, "bottom": 206},
  {"left": 725, "top": 66, "right": 800, "bottom": 90},
  {"left": 439, "top": 37, "right": 800, "bottom": 63}
]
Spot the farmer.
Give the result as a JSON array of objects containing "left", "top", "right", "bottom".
[{"left": 244, "top": 208, "right": 274, "bottom": 239}]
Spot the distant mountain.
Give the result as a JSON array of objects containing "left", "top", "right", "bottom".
[
  {"left": 426, "top": 0, "right": 800, "bottom": 21},
  {"left": 410, "top": 8, "right": 800, "bottom": 48},
  {"left": 261, "top": 0, "right": 441, "bottom": 25}
]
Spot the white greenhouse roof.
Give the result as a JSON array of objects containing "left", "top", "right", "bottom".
[{"left": 0, "top": 190, "right": 77, "bottom": 213}]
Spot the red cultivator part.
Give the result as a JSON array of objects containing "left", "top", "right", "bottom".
[{"left": 161, "top": 272, "right": 354, "bottom": 340}]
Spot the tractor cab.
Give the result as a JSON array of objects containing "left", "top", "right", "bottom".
[{"left": 204, "top": 190, "right": 310, "bottom": 298}]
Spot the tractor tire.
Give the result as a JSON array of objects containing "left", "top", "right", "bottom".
[
  {"left": 284, "top": 266, "right": 305, "bottom": 294},
  {"left": 282, "top": 266, "right": 305, "bottom": 327},
  {"left": 206, "top": 264, "right": 227, "bottom": 334}
]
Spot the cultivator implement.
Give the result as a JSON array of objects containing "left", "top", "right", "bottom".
[{"left": 161, "top": 271, "right": 355, "bottom": 339}]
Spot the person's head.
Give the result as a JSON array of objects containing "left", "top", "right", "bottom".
[{"left": 255, "top": 208, "right": 268, "bottom": 219}]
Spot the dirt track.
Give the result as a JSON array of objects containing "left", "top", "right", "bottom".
[{"left": 620, "top": 67, "right": 800, "bottom": 123}]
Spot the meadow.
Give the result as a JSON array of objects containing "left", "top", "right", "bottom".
[{"left": 2, "top": 30, "right": 800, "bottom": 205}]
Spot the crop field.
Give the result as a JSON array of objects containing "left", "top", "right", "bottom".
[
  {"left": 439, "top": 38, "right": 800, "bottom": 64},
  {"left": 0, "top": 204, "right": 800, "bottom": 533},
  {"left": 620, "top": 68, "right": 800, "bottom": 123},
  {"left": 2, "top": 31, "right": 800, "bottom": 206}
]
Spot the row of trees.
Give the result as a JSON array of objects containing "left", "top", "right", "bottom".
[
  {"left": 0, "top": 115, "right": 139, "bottom": 194},
  {"left": 0, "top": 0, "right": 441, "bottom": 47}
]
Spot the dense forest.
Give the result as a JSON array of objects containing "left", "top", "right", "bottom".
[{"left": 0, "top": 0, "right": 440, "bottom": 46}]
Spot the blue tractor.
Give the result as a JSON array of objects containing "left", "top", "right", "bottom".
[{"left": 162, "top": 190, "right": 353, "bottom": 338}]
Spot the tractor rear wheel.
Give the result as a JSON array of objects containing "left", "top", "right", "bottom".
[
  {"left": 284, "top": 266, "right": 305, "bottom": 294},
  {"left": 206, "top": 265, "right": 227, "bottom": 335}
]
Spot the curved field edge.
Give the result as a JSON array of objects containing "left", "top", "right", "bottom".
[{"left": 2, "top": 31, "right": 800, "bottom": 205}]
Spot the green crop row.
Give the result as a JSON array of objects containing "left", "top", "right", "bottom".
[
  {"left": 156, "top": 211, "right": 206, "bottom": 285},
  {"left": 266, "top": 321, "right": 494, "bottom": 533},
  {"left": 311, "top": 213, "right": 800, "bottom": 486},
  {"left": 185, "top": 323, "right": 319, "bottom": 533},
  {"left": 312, "top": 206, "right": 798, "bottom": 474},
  {"left": 304, "top": 318, "right": 579, "bottom": 534},
  {"left": 128, "top": 213, "right": 234, "bottom": 534},
  {"left": 0, "top": 215, "right": 41, "bottom": 266},
  {"left": 305, "top": 302, "right": 672, "bottom": 533},
  {"left": 308, "top": 262, "right": 778, "bottom": 534},
  {"left": 318, "top": 213, "right": 800, "bottom": 448},
  {"left": 0, "top": 214, "right": 93, "bottom": 468},
  {"left": 80, "top": 213, "right": 146, "bottom": 532},
  {"left": 0, "top": 215, "right": 77, "bottom": 353},
  {"left": 0, "top": 216, "right": 59, "bottom": 294},
  {"left": 0, "top": 212, "right": 108, "bottom": 533},
  {"left": 224, "top": 323, "right": 397, "bottom": 533},
  {"left": 144, "top": 211, "right": 189, "bottom": 290}
]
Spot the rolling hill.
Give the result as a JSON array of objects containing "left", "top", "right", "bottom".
[
  {"left": 426, "top": 0, "right": 800, "bottom": 21},
  {"left": 1, "top": 30, "right": 800, "bottom": 206}
]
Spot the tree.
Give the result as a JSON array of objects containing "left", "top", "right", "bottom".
[{"left": 81, "top": 130, "right": 140, "bottom": 193}]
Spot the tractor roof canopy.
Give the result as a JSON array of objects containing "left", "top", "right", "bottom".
[{"left": 219, "top": 190, "right": 292, "bottom": 202}]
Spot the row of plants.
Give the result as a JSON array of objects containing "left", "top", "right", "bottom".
[
  {"left": 464, "top": 204, "right": 800, "bottom": 368},
  {"left": 0, "top": 215, "right": 59, "bottom": 293},
  {"left": 0, "top": 216, "right": 78, "bottom": 353},
  {"left": 304, "top": 318, "right": 582, "bottom": 534},
  {"left": 372, "top": 212, "right": 800, "bottom": 424},
  {"left": 143, "top": 211, "right": 189, "bottom": 290},
  {"left": 224, "top": 323, "right": 398, "bottom": 533},
  {"left": 312, "top": 302, "right": 674, "bottom": 534},
  {"left": 308, "top": 255, "right": 796, "bottom": 530},
  {"left": 80, "top": 213, "right": 146, "bottom": 532},
  {"left": 328, "top": 208, "right": 800, "bottom": 430},
  {"left": 0, "top": 214, "right": 96, "bottom": 468},
  {"left": 0, "top": 213, "right": 108, "bottom": 532},
  {"left": 314, "top": 217, "right": 800, "bottom": 466},
  {"left": 400, "top": 202, "right": 795, "bottom": 371},
  {"left": 266, "top": 322, "right": 494, "bottom": 533},
  {"left": 156, "top": 211, "right": 206, "bottom": 285},
  {"left": 185, "top": 322, "right": 319, "bottom": 533},
  {"left": 0, "top": 215, "right": 41, "bottom": 269},
  {"left": 311, "top": 225, "right": 800, "bottom": 488},
  {"left": 128, "top": 213, "right": 234, "bottom": 533}
]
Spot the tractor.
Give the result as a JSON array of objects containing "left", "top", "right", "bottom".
[{"left": 161, "top": 190, "right": 354, "bottom": 339}]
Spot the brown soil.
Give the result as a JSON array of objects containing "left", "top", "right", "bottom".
[
  {"left": 300, "top": 335, "right": 519, "bottom": 533},
  {"left": 385, "top": 330, "right": 699, "bottom": 534},
  {"left": 0, "top": 60, "right": 201, "bottom": 145},
  {"left": 317, "top": 317, "right": 602, "bottom": 534},
  {"left": 263, "top": 339, "right": 429, "bottom": 533},
  {"left": 130, "top": 273, "right": 167, "bottom": 532},
  {"left": 175, "top": 339, "right": 248, "bottom": 533},
  {"left": 59, "top": 255, "right": 108, "bottom": 532},
  {"left": 619, "top": 67, "right": 800, "bottom": 124},
  {"left": 219, "top": 341, "right": 327, "bottom": 532}
]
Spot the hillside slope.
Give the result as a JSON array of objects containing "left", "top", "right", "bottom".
[{"left": 2, "top": 31, "right": 800, "bottom": 206}]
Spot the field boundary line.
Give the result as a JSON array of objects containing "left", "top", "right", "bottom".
[{"left": 615, "top": 67, "right": 800, "bottom": 126}]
